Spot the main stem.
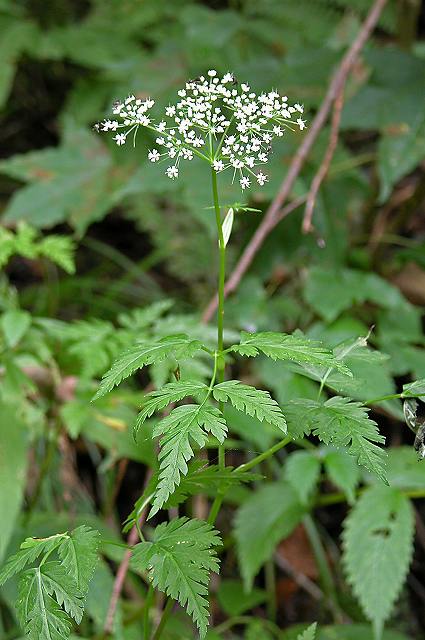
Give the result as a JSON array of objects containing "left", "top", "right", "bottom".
[{"left": 208, "top": 168, "right": 226, "bottom": 524}]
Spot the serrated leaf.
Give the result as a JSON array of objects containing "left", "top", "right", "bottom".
[
  {"left": 131, "top": 517, "right": 221, "bottom": 638},
  {"left": 285, "top": 451, "right": 321, "bottom": 504},
  {"left": 40, "top": 562, "right": 84, "bottom": 624},
  {"left": 0, "top": 534, "right": 67, "bottom": 587},
  {"left": 58, "top": 526, "right": 99, "bottom": 595},
  {"left": 213, "top": 380, "right": 287, "bottom": 433},
  {"left": 402, "top": 379, "right": 425, "bottom": 399},
  {"left": 93, "top": 334, "right": 204, "bottom": 400},
  {"left": 150, "top": 404, "right": 227, "bottom": 516},
  {"left": 16, "top": 568, "right": 73, "bottom": 640},
  {"left": 234, "top": 482, "right": 305, "bottom": 589},
  {"left": 285, "top": 397, "right": 387, "bottom": 483},
  {"left": 343, "top": 486, "right": 414, "bottom": 639},
  {"left": 229, "top": 332, "right": 351, "bottom": 376},
  {"left": 38, "top": 235, "right": 76, "bottom": 274},
  {"left": 133, "top": 380, "right": 208, "bottom": 438},
  {"left": 297, "top": 623, "right": 317, "bottom": 640}
]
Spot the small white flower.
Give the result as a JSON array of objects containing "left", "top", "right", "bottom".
[
  {"left": 114, "top": 133, "right": 126, "bottom": 146},
  {"left": 148, "top": 149, "right": 160, "bottom": 162},
  {"left": 256, "top": 171, "right": 268, "bottom": 185},
  {"left": 157, "top": 121, "right": 167, "bottom": 132},
  {"left": 208, "top": 69, "right": 217, "bottom": 77},
  {"left": 223, "top": 72, "right": 233, "bottom": 83},
  {"left": 165, "top": 105, "right": 176, "bottom": 117},
  {"left": 166, "top": 166, "right": 179, "bottom": 179},
  {"left": 297, "top": 118, "right": 306, "bottom": 130},
  {"left": 213, "top": 160, "right": 225, "bottom": 172},
  {"left": 240, "top": 176, "right": 250, "bottom": 190},
  {"left": 294, "top": 103, "right": 304, "bottom": 113}
]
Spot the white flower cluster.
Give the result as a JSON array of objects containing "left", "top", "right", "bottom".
[{"left": 97, "top": 70, "right": 305, "bottom": 190}]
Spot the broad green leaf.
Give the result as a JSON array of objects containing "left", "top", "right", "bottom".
[
  {"left": 304, "top": 267, "right": 404, "bottom": 323},
  {"left": 285, "top": 451, "right": 321, "bottom": 504},
  {"left": 229, "top": 331, "right": 351, "bottom": 376},
  {"left": 150, "top": 404, "right": 227, "bottom": 516},
  {"left": 343, "top": 486, "right": 414, "bottom": 639},
  {"left": 0, "top": 534, "right": 68, "bottom": 587},
  {"left": 93, "top": 334, "right": 204, "bottom": 400},
  {"left": 324, "top": 449, "right": 360, "bottom": 504},
  {"left": 234, "top": 482, "right": 305, "bottom": 589},
  {"left": 217, "top": 579, "right": 266, "bottom": 616},
  {"left": 131, "top": 517, "right": 221, "bottom": 638},
  {"left": 16, "top": 568, "right": 73, "bottom": 640},
  {"left": 133, "top": 380, "right": 208, "bottom": 438},
  {"left": 58, "top": 526, "right": 100, "bottom": 595},
  {"left": 0, "top": 124, "right": 123, "bottom": 233},
  {"left": 1, "top": 310, "right": 31, "bottom": 348},
  {"left": 385, "top": 446, "right": 425, "bottom": 490},
  {"left": 213, "top": 380, "right": 287, "bottom": 433},
  {"left": 0, "top": 403, "right": 28, "bottom": 561},
  {"left": 40, "top": 562, "right": 84, "bottom": 624},
  {"left": 285, "top": 397, "right": 387, "bottom": 483}
]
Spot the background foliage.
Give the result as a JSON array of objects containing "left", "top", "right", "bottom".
[{"left": 0, "top": 0, "right": 425, "bottom": 639}]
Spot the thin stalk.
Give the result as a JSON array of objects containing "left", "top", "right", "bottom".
[
  {"left": 208, "top": 168, "right": 227, "bottom": 524},
  {"left": 303, "top": 514, "right": 342, "bottom": 621},
  {"left": 265, "top": 559, "right": 277, "bottom": 622},
  {"left": 152, "top": 598, "right": 173, "bottom": 640},
  {"left": 143, "top": 585, "right": 154, "bottom": 640},
  {"left": 236, "top": 436, "right": 291, "bottom": 473}
]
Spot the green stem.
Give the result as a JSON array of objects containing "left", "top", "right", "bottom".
[
  {"left": 152, "top": 598, "right": 173, "bottom": 640},
  {"left": 207, "top": 168, "right": 227, "bottom": 524},
  {"left": 236, "top": 436, "right": 291, "bottom": 473},
  {"left": 365, "top": 391, "right": 425, "bottom": 405},
  {"left": 143, "top": 585, "right": 154, "bottom": 640}
]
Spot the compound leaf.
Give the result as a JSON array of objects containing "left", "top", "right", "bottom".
[
  {"left": 150, "top": 404, "right": 227, "bottom": 516},
  {"left": 0, "top": 534, "right": 68, "bottom": 587},
  {"left": 343, "top": 485, "right": 414, "bottom": 639},
  {"left": 229, "top": 332, "right": 351, "bottom": 376},
  {"left": 93, "top": 334, "right": 204, "bottom": 399},
  {"left": 131, "top": 517, "right": 221, "bottom": 638},
  {"left": 213, "top": 380, "right": 287, "bottom": 433},
  {"left": 133, "top": 380, "right": 208, "bottom": 438},
  {"left": 58, "top": 525, "right": 100, "bottom": 595},
  {"left": 40, "top": 562, "right": 84, "bottom": 624},
  {"left": 285, "top": 397, "right": 387, "bottom": 483}
]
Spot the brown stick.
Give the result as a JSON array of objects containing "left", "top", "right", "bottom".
[
  {"left": 103, "top": 469, "right": 152, "bottom": 635},
  {"left": 302, "top": 86, "right": 345, "bottom": 234},
  {"left": 202, "top": 0, "right": 388, "bottom": 323}
]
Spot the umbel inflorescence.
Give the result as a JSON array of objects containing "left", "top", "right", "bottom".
[{"left": 97, "top": 70, "right": 305, "bottom": 190}]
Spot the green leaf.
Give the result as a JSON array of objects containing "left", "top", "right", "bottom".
[
  {"left": 285, "top": 451, "right": 321, "bottom": 504},
  {"left": 342, "top": 486, "right": 414, "bottom": 639},
  {"left": 93, "top": 334, "right": 204, "bottom": 400},
  {"left": 40, "top": 562, "right": 84, "bottom": 624},
  {"left": 323, "top": 449, "right": 360, "bottom": 504},
  {"left": 234, "top": 482, "right": 305, "bottom": 589},
  {"left": 58, "top": 526, "right": 100, "bottom": 595},
  {"left": 133, "top": 380, "right": 208, "bottom": 438},
  {"left": 16, "top": 568, "right": 73, "bottom": 640},
  {"left": 217, "top": 579, "right": 266, "bottom": 616},
  {"left": 0, "top": 534, "right": 68, "bottom": 587},
  {"left": 0, "top": 124, "right": 122, "bottom": 233},
  {"left": 285, "top": 397, "right": 387, "bottom": 483},
  {"left": 297, "top": 623, "right": 317, "bottom": 640},
  {"left": 229, "top": 331, "right": 351, "bottom": 376},
  {"left": 131, "top": 517, "right": 221, "bottom": 638},
  {"left": 150, "top": 404, "right": 227, "bottom": 516},
  {"left": 213, "top": 380, "right": 287, "bottom": 433},
  {"left": 402, "top": 379, "right": 425, "bottom": 399},
  {"left": 0, "top": 403, "right": 28, "bottom": 562},
  {"left": 1, "top": 309, "right": 31, "bottom": 348},
  {"left": 37, "top": 235, "right": 76, "bottom": 274}
]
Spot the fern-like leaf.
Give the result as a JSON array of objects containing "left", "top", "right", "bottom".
[
  {"left": 40, "top": 562, "right": 84, "bottom": 624},
  {"left": 297, "top": 623, "right": 317, "bottom": 640},
  {"left": 131, "top": 517, "right": 221, "bottom": 638},
  {"left": 58, "top": 525, "right": 99, "bottom": 595},
  {"left": 342, "top": 485, "right": 414, "bottom": 639},
  {"left": 16, "top": 568, "right": 73, "bottom": 640},
  {"left": 150, "top": 404, "right": 228, "bottom": 516},
  {"left": 133, "top": 380, "right": 208, "bottom": 438},
  {"left": 93, "top": 334, "right": 204, "bottom": 399},
  {"left": 213, "top": 380, "right": 287, "bottom": 433},
  {"left": 0, "top": 534, "right": 67, "bottom": 587},
  {"left": 230, "top": 331, "right": 352, "bottom": 376},
  {"left": 285, "top": 397, "right": 387, "bottom": 482}
]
